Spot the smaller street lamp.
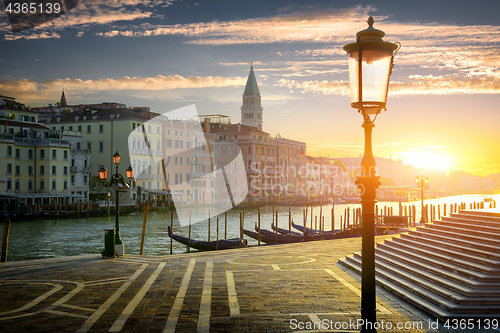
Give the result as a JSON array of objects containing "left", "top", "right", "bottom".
[
  {"left": 415, "top": 168, "right": 430, "bottom": 223},
  {"left": 99, "top": 151, "right": 134, "bottom": 256}
]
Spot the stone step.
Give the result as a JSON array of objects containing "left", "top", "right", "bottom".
[
  {"left": 376, "top": 243, "right": 500, "bottom": 288},
  {"left": 459, "top": 210, "right": 500, "bottom": 220},
  {"left": 338, "top": 256, "right": 500, "bottom": 320},
  {"left": 405, "top": 230, "right": 500, "bottom": 260},
  {"left": 392, "top": 235, "right": 500, "bottom": 276},
  {"left": 438, "top": 217, "right": 500, "bottom": 234},
  {"left": 351, "top": 251, "right": 500, "bottom": 301},
  {"left": 414, "top": 228, "right": 500, "bottom": 253},
  {"left": 425, "top": 223, "right": 500, "bottom": 243}
]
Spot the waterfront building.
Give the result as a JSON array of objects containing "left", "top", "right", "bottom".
[
  {"left": 306, "top": 156, "right": 355, "bottom": 200},
  {"left": 40, "top": 105, "right": 155, "bottom": 203},
  {"left": 199, "top": 64, "right": 308, "bottom": 202},
  {"left": 0, "top": 95, "right": 79, "bottom": 207}
]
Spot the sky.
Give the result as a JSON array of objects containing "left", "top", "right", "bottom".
[{"left": 1, "top": 0, "right": 499, "bottom": 177}]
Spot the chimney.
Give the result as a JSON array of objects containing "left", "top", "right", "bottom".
[{"left": 203, "top": 118, "right": 210, "bottom": 133}]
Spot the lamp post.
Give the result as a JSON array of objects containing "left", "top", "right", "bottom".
[
  {"left": 343, "top": 16, "right": 399, "bottom": 332},
  {"left": 415, "top": 169, "right": 430, "bottom": 223},
  {"left": 99, "top": 151, "right": 134, "bottom": 256}
]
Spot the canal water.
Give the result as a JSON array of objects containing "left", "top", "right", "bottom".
[{"left": 3, "top": 194, "right": 498, "bottom": 261}]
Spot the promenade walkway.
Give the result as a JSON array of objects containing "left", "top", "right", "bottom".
[{"left": 0, "top": 235, "right": 493, "bottom": 332}]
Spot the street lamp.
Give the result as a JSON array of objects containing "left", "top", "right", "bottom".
[
  {"left": 98, "top": 151, "right": 134, "bottom": 256},
  {"left": 415, "top": 168, "right": 430, "bottom": 224},
  {"left": 343, "top": 16, "right": 399, "bottom": 331}
]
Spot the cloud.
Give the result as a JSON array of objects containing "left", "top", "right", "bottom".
[
  {"left": 95, "top": 5, "right": 376, "bottom": 43},
  {"left": 276, "top": 73, "right": 500, "bottom": 96},
  {"left": 0, "top": 74, "right": 245, "bottom": 105},
  {"left": 0, "top": 0, "right": 175, "bottom": 40}
]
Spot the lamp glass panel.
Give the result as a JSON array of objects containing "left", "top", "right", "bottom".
[
  {"left": 361, "top": 50, "right": 393, "bottom": 104},
  {"left": 99, "top": 168, "right": 107, "bottom": 180}
]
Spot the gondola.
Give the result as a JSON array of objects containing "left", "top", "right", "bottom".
[
  {"left": 245, "top": 223, "right": 307, "bottom": 243},
  {"left": 270, "top": 222, "right": 304, "bottom": 237},
  {"left": 167, "top": 226, "right": 247, "bottom": 251},
  {"left": 242, "top": 229, "right": 292, "bottom": 244},
  {"left": 291, "top": 221, "right": 338, "bottom": 235}
]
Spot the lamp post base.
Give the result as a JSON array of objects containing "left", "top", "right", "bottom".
[{"left": 115, "top": 243, "right": 124, "bottom": 257}]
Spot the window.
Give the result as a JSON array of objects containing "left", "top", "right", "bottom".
[
  {"left": 99, "top": 142, "right": 104, "bottom": 153},
  {"left": 174, "top": 140, "right": 178, "bottom": 148},
  {"left": 87, "top": 142, "right": 91, "bottom": 152},
  {"left": 52, "top": 149, "right": 57, "bottom": 160},
  {"left": 167, "top": 156, "right": 171, "bottom": 165},
  {"left": 99, "top": 124, "right": 104, "bottom": 133},
  {"left": 15, "top": 148, "right": 20, "bottom": 159},
  {"left": 175, "top": 173, "right": 178, "bottom": 185},
  {"left": 29, "top": 166, "right": 33, "bottom": 176},
  {"left": 157, "top": 141, "right": 160, "bottom": 151},
  {"left": 148, "top": 125, "right": 151, "bottom": 133},
  {"left": 166, "top": 139, "right": 172, "bottom": 148},
  {"left": 64, "top": 166, "right": 68, "bottom": 175},
  {"left": 78, "top": 125, "right": 82, "bottom": 132},
  {"left": 40, "top": 149, "right": 45, "bottom": 159},
  {"left": 132, "top": 123, "right": 136, "bottom": 129},
  {"left": 52, "top": 180, "right": 56, "bottom": 190},
  {"left": 52, "top": 166, "right": 56, "bottom": 176},
  {"left": 157, "top": 127, "right": 160, "bottom": 134},
  {"left": 6, "top": 179, "right": 11, "bottom": 190},
  {"left": 39, "top": 179, "right": 44, "bottom": 190},
  {"left": 180, "top": 141, "right": 183, "bottom": 149},
  {"left": 167, "top": 129, "right": 171, "bottom": 135},
  {"left": 87, "top": 125, "right": 91, "bottom": 133},
  {"left": 186, "top": 157, "right": 190, "bottom": 165},
  {"left": 77, "top": 142, "right": 81, "bottom": 149},
  {"left": 15, "top": 165, "right": 20, "bottom": 176},
  {"left": 7, "top": 164, "right": 12, "bottom": 175},
  {"left": 175, "top": 130, "right": 178, "bottom": 136},
  {"left": 28, "top": 180, "right": 33, "bottom": 191},
  {"left": 64, "top": 180, "right": 68, "bottom": 190},
  {"left": 180, "top": 131, "right": 183, "bottom": 137},
  {"left": 40, "top": 166, "right": 44, "bottom": 176},
  {"left": 179, "top": 173, "right": 183, "bottom": 184},
  {"left": 167, "top": 173, "right": 170, "bottom": 185},
  {"left": 63, "top": 150, "right": 68, "bottom": 160},
  {"left": 71, "top": 175, "right": 75, "bottom": 185},
  {"left": 174, "top": 156, "right": 178, "bottom": 165},
  {"left": 84, "top": 159, "right": 88, "bottom": 167},
  {"left": 186, "top": 141, "right": 190, "bottom": 149},
  {"left": 15, "top": 179, "right": 20, "bottom": 190},
  {"left": 29, "top": 149, "right": 33, "bottom": 160},
  {"left": 180, "top": 157, "right": 183, "bottom": 165},
  {"left": 6, "top": 146, "right": 12, "bottom": 157},
  {"left": 84, "top": 176, "right": 88, "bottom": 185}
]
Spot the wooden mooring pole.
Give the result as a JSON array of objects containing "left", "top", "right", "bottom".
[
  {"left": 170, "top": 211, "right": 173, "bottom": 255},
  {"left": 140, "top": 201, "right": 149, "bottom": 255},
  {"left": 1, "top": 217, "right": 11, "bottom": 262}
]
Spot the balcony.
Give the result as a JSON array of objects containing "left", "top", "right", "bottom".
[
  {"left": 71, "top": 166, "right": 78, "bottom": 173},
  {"left": 83, "top": 167, "right": 90, "bottom": 173}
]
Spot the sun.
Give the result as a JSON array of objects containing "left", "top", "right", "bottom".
[{"left": 401, "top": 151, "right": 454, "bottom": 171}]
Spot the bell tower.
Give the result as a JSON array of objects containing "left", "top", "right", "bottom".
[{"left": 240, "top": 63, "right": 263, "bottom": 130}]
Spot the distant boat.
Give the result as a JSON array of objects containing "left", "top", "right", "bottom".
[
  {"left": 167, "top": 226, "right": 247, "bottom": 251},
  {"left": 484, "top": 197, "right": 494, "bottom": 203}
]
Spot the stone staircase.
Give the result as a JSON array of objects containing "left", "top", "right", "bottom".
[{"left": 338, "top": 209, "right": 500, "bottom": 320}]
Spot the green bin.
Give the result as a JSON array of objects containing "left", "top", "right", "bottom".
[{"left": 104, "top": 228, "right": 116, "bottom": 258}]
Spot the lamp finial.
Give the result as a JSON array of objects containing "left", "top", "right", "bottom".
[{"left": 368, "top": 16, "right": 374, "bottom": 28}]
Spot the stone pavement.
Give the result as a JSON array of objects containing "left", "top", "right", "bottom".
[{"left": 0, "top": 235, "right": 498, "bottom": 332}]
